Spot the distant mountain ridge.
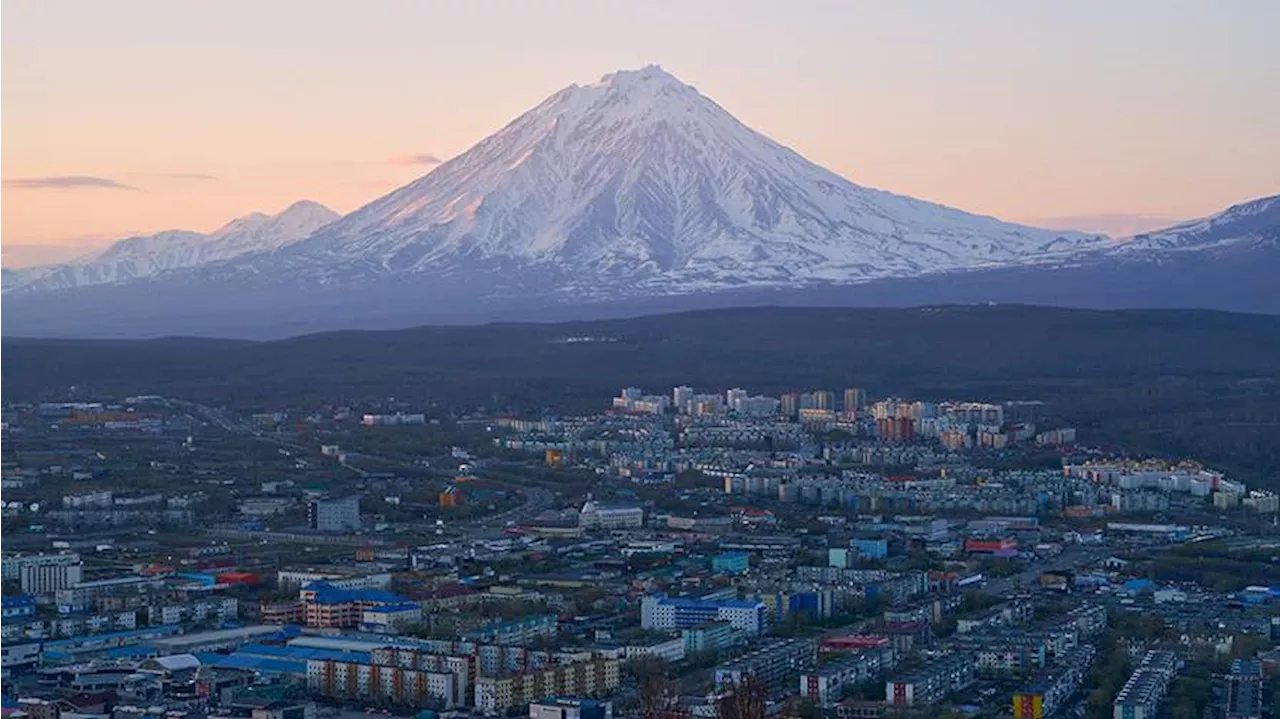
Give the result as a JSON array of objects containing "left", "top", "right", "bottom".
[
  {"left": 1, "top": 66, "right": 1276, "bottom": 337},
  {"left": 4, "top": 200, "right": 338, "bottom": 293}
]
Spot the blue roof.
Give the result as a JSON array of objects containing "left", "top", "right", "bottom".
[
  {"left": 194, "top": 653, "right": 306, "bottom": 674},
  {"left": 1, "top": 596, "right": 36, "bottom": 608},
  {"left": 104, "top": 645, "right": 159, "bottom": 659},
  {"left": 1122, "top": 579, "right": 1156, "bottom": 592},
  {"left": 305, "top": 581, "right": 406, "bottom": 605},
  {"left": 41, "top": 624, "right": 182, "bottom": 649},
  {"left": 237, "top": 643, "right": 371, "bottom": 664},
  {"left": 655, "top": 596, "right": 762, "bottom": 610}
]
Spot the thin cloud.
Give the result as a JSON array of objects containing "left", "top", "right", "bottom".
[
  {"left": 1023, "top": 213, "right": 1183, "bottom": 238},
  {"left": 388, "top": 152, "right": 444, "bottom": 167},
  {"left": 140, "top": 172, "right": 218, "bottom": 181},
  {"left": 2, "top": 175, "right": 138, "bottom": 191}
]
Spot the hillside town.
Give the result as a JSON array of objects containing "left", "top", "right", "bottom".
[{"left": 2, "top": 387, "right": 1277, "bottom": 719}]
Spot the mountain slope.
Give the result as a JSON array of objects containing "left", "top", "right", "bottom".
[
  {"left": 5, "top": 200, "right": 338, "bottom": 293},
  {"left": 1111, "top": 193, "right": 1279, "bottom": 255},
  {"left": 258, "top": 65, "right": 1103, "bottom": 296}
]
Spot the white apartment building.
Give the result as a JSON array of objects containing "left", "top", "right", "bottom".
[{"left": 19, "top": 558, "right": 84, "bottom": 595}]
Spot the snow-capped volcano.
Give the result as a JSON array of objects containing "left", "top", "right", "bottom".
[
  {"left": 273, "top": 65, "right": 1103, "bottom": 295},
  {"left": 7, "top": 67, "right": 1274, "bottom": 338},
  {"left": 6, "top": 200, "right": 338, "bottom": 293}
]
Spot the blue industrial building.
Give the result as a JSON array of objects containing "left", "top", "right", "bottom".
[{"left": 711, "top": 552, "right": 750, "bottom": 575}]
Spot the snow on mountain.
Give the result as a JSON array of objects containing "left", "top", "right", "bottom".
[
  {"left": 1109, "top": 194, "right": 1279, "bottom": 255},
  {"left": 5, "top": 200, "right": 338, "bottom": 293},
  {"left": 260, "top": 65, "right": 1106, "bottom": 297}
]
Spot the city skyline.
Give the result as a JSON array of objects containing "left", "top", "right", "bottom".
[{"left": 4, "top": 0, "right": 1279, "bottom": 267}]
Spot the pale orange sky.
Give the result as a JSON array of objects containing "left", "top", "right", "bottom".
[{"left": 3, "top": 1, "right": 1279, "bottom": 267}]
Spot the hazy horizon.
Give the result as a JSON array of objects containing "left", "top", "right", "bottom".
[{"left": 4, "top": 1, "right": 1278, "bottom": 267}]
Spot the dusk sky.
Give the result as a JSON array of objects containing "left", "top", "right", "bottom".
[{"left": 4, "top": 0, "right": 1278, "bottom": 267}]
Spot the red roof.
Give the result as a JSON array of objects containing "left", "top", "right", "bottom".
[
  {"left": 821, "top": 634, "right": 890, "bottom": 650},
  {"left": 217, "top": 572, "right": 261, "bottom": 584},
  {"left": 965, "top": 538, "right": 1018, "bottom": 552}
]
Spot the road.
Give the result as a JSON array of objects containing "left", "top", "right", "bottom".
[
  {"left": 981, "top": 546, "right": 1110, "bottom": 596},
  {"left": 179, "top": 400, "right": 556, "bottom": 532}
]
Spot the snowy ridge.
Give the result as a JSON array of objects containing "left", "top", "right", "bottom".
[
  {"left": 1111, "top": 194, "right": 1279, "bottom": 254},
  {"left": 6, "top": 200, "right": 338, "bottom": 293},
  {"left": 257, "top": 65, "right": 1107, "bottom": 296}
]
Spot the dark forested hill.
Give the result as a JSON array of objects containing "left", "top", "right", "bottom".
[{"left": 5, "top": 305, "right": 1280, "bottom": 486}]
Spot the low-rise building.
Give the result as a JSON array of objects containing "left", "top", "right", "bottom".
[
  {"left": 529, "top": 698, "right": 613, "bottom": 719},
  {"left": 360, "top": 602, "right": 422, "bottom": 634}
]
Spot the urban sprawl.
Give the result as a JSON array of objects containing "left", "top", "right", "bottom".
[{"left": 1, "top": 387, "right": 1277, "bottom": 719}]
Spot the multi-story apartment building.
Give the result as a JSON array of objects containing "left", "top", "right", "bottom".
[
  {"left": 713, "top": 639, "right": 817, "bottom": 694},
  {"left": 362, "top": 647, "right": 476, "bottom": 705},
  {"left": 799, "top": 645, "right": 897, "bottom": 707},
  {"left": 578, "top": 500, "right": 644, "bottom": 530},
  {"left": 1221, "top": 659, "right": 1264, "bottom": 719},
  {"left": 641, "top": 595, "right": 767, "bottom": 635},
  {"left": 886, "top": 653, "right": 976, "bottom": 707},
  {"left": 360, "top": 603, "right": 423, "bottom": 634},
  {"left": 307, "top": 496, "right": 361, "bottom": 532},
  {"left": 9, "top": 554, "right": 84, "bottom": 595},
  {"left": 306, "top": 659, "right": 461, "bottom": 709},
  {"left": 1112, "top": 651, "right": 1180, "bottom": 719},
  {"left": 55, "top": 575, "right": 168, "bottom": 613},
  {"left": 1061, "top": 604, "right": 1108, "bottom": 639},
  {"left": 260, "top": 600, "right": 306, "bottom": 624},
  {"left": 4, "top": 553, "right": 81, "bottom": 581},
  {"left": 682, "top": 621, "right": 745, "bottom": 654},
  {"left": 276, "top": 569, "right": 393, "bottom": 591},
  {"left": 473, "top": 658, "right": 620, "bottom": 715},
  {"left": 1011, "top": 645, "right": 1096, "bottom": 719},
  {"left": 147, "top": 597, "right": 239, "bottom": 626},
  {"left": 54, "top": 610, "right": 139, "bottom": 637},
  {"left": 299, "top": 584, "right": 408, "bottom": 629},
  {"left": 972, "top": 637, "right": 1048, "bottom": 676},
  {"left": 843, "top": 388, "right": 867, "bottom": 413},
  {"left": 462, "top": 614, "right": 558, "bottom": 646}
]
